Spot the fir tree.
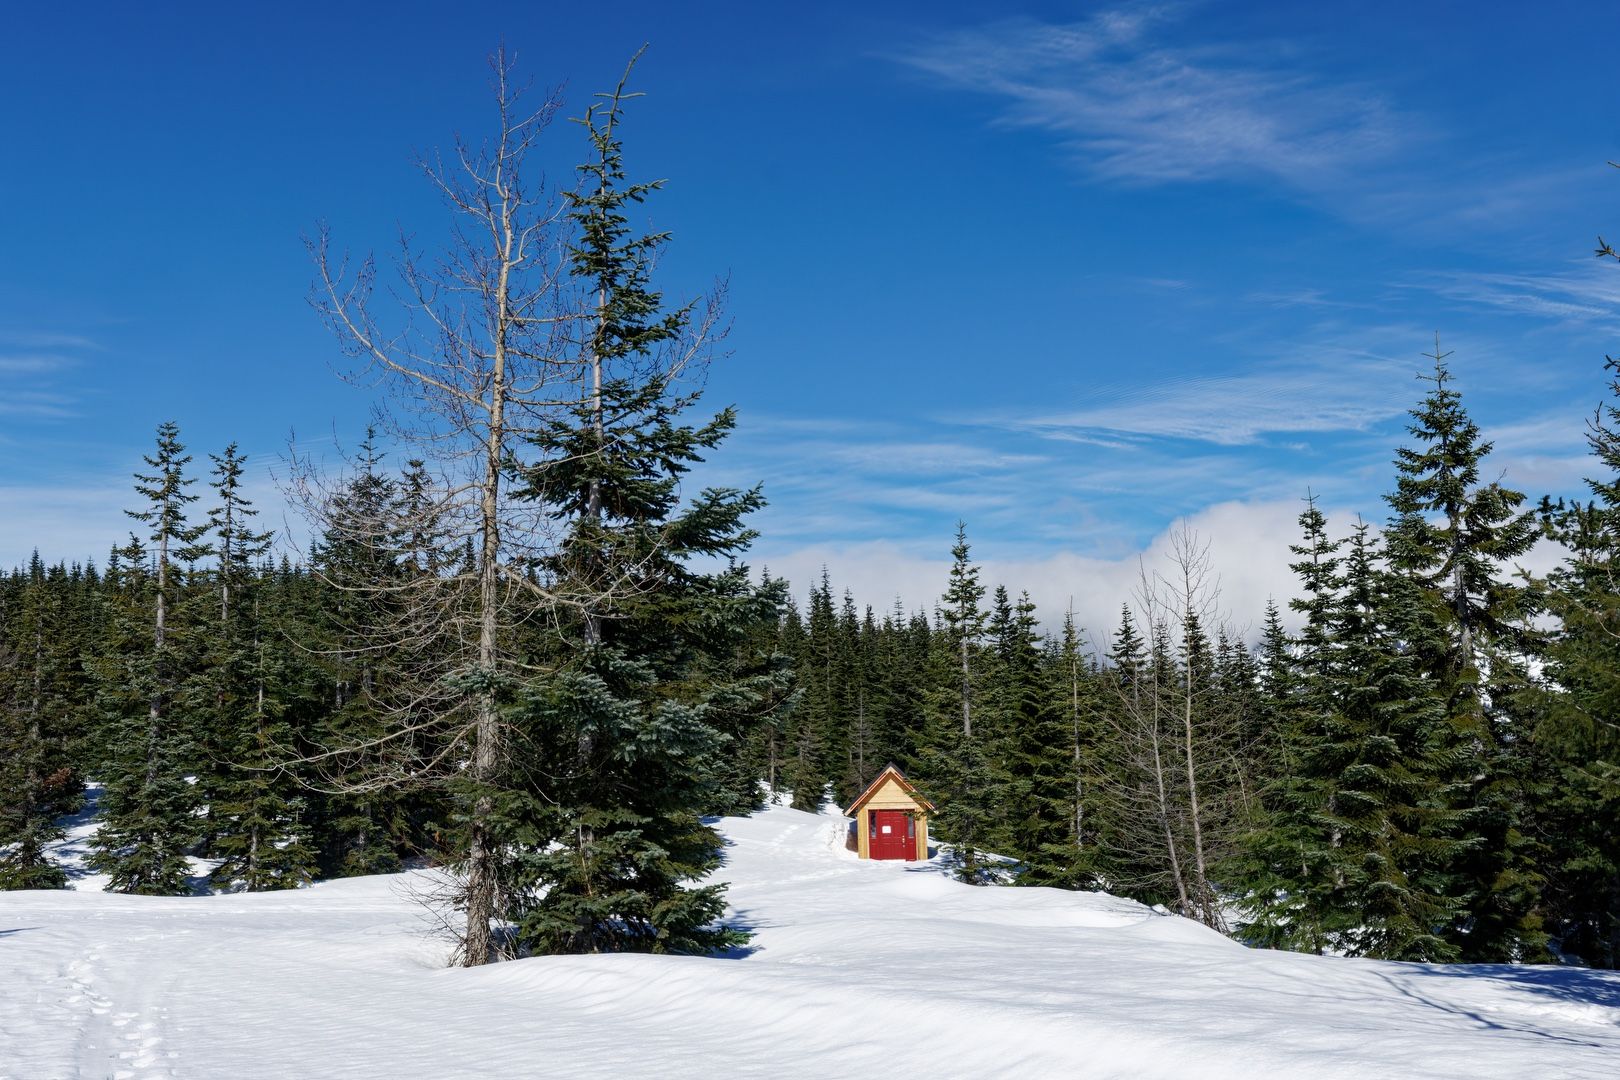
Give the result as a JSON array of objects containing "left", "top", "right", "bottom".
[
  {"left": 998, "top": 590, "right": 1075, "bottom": 886},
  {"left": 1243, "top": 520, "right": 1462, "bottom": 959},
  {"left": 0, "top": 554, "right": 80, "bottom": 889},
  {"left": 1536, "top": 345, "right": 1620, "bottom": 965},
  {"left": 502, "top": 56, "right": 774, "bottom": 955},
  {"left": 89, "top": 423, "right": 210, "bottom": 895},
  {"left": 306, "top": 440, "right": 445, "bottom": 877},
  {"left": 203, "top": 446, "right": 316, "bottom": 891},
  {"left": 916, "top": 525, "right": 999, "bottom": 883},
  {"left": 1383, "top": 342, "right": 1545, "bottom": 961},
  {"left": 940, "top": 522, "right": 987, "bottom": 738}
]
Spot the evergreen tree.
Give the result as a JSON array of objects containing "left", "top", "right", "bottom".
[
  {"left": 704, "top": 571, "right": 796, "bottom": 817},
  {"left": 940, "top": 522, "right": 987, "bottom": 738},
  {"left": 916, "top": 525, "right": 999, "bottom": 883},
  {"left": 1536, "top": 346, "right": 1620, "bottom": 965},
  {"left": 1243, "top": 520, "right": 1461, "bottom": 959},
  {"left": 502, "top": 58, "right": 775, "bottom": 955},
  {"left": 787, "top": 572, "right": 839, "bottom": 811},
  {"left": 998, "top": 590, "right": 1075, "bottom": 886},
  {"left": 306, "top": 439, "right": 446, "bottom": 877},
  {"left": 1053, "top": 609, "right": 1103, "bottom": 887},
  {"left": 1383, "top": 342, "right": 1545, "bottom": 961},
  {"left": 89, "top": 423, "right": 210, "bottom": 895},
  {"left": 0, "top": 554, "right": 80, "bottom": 889},
  {"left": 202, "top": 446, "right": 316, "bottom": 891}
]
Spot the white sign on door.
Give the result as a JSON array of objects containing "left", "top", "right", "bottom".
[{"left": 881, "top": 825, "right": 891, "bottom": 833}]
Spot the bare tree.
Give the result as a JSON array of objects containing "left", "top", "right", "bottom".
[
  {"left": 294, "top": 47, "right": 727, "bottom": 966},
  {"left": 1098, "top": 526, "right": 1244, "bottom": 932},
  {"left": 298, "top": 48, "right": 578, "bottom": 966}
]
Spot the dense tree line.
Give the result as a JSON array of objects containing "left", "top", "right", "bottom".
[
  {"left": 4, "top": 350, "right": 1618, "bottom": 970},
  {"left": 741, "top": 345, "right": 1620, "bottom": 968}
]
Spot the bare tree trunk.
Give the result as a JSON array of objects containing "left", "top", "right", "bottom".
[
  {"left": 1148, "top": 662, "right": 1192, "bottom": 916},
  {"left": 303, "top": 49, "right": 571, "bottom": 968},
  {"left": 767, "top": 731, "right": 778, "bottom": 794},
  {"left": 463, "top": 266, "right": 510, "bottom": 966},
  {"left": 1182, "top": 655, "right": 1214, "bottom": 925}
]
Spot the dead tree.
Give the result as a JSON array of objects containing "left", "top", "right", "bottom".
[
  {"left": 296, "top": 47, "right": 725, "bottom": 966},
  {"left": 1099, "top": 527, "right": 1241, "bottom": 933},
  {"left": 299, "top": 48, "right": 577, "bottom": 966}
]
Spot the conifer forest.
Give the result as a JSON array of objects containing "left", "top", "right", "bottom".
[{"left": 6, "top": 48, "right": 1620, "bottom": 990}]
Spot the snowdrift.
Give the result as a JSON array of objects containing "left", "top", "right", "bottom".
[{"left": 2, "top": 802, "right": 1617, "bottom": 1078}]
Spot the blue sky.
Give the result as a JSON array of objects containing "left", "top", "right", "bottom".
[{"left": 4, "top": 0, "right": 1619, "bottom": 631}]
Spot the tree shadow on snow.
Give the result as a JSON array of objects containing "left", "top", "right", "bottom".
[
  {"left": 712, "top": 906, "right": 770, "bottom": 959},
  {"left": 1377, "top": 964, "right": 1620, "bottom": 1047}
]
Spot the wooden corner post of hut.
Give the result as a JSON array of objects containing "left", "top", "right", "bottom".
[{"left": 843, "top": 764, "right": 933, "bottom": 861}]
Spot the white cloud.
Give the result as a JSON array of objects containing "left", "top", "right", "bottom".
[
  {"left": 0, "top": 391, "right": 78, "bottom": 419},
  {"left": 0, "top": 354, "right": 79, "bottom": 375},
  {"left": 0, "top": 329, "right": 98, "bottom": 421},
  {"left": 1413, "top": 266, "right": 1620, "bottom": 328},
  {"left": 892, "top": 7, "right": 1407, "bottom": 193},
  {"left": 889, "top": 6, "right": 1604, "bottom": 238},
  {"left": 758, "top": 499, "right": 1332, "bottom": 646},
  {"left": 758, "top": 494, "right": 1572, "bottom": 650},
  {"left": 982, "top": 351, "right": 1415, "bottom": 446},
  {"left": 0, "top": 332, "right": 101, "bottom": 350}
]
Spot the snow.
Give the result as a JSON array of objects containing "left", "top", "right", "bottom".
[{"left": 3, "top": 801, "right": 1618, "bottom": 1079}]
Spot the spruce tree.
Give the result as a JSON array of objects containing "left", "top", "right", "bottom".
[
  {"left": 1536, "top": 347, "right": 1620, "bottom": 965},
  {"left": 0, "top": 554, "right": 80, "bottom": 889},
  {"left": 306, "top": 440, "right": 445, "bottom": 876},
  {"left": 998, "top": 590, "right": 1075, "bottom": 886},
  {"left": 1383, "top": 342, "right": 1545, "bottom": 961},
  {"left": 787, "top": 572, "right": 839, "bottom": 810},
  {"left": 89, "top": 422, "right": 210, "bottom": 895},
  {"left": 1053, "top": 609, "right": 1103, "bottom": 887},
  {"left": 1243, "top": 519, "right": 1461, "bottom": 959},
  {"left": 501, "top": 58, "right": 774, "bottom": 954},
  {"left": 940, "top": 523, "right": 987, "bottom": 738},
  {"left": 916, "top": 525, "right": 999, "bottom": 882},
  {"left": 703, "top": 571, "right": 796, "bottom": 817},
  {"left": 203, "top": 445, "right": 316, "bottom": 891}
]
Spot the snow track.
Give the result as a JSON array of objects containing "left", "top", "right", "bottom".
[{"left": 3, "top": 803, "right": 1618, "bottom": 1078}]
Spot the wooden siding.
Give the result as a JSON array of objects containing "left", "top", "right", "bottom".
[{"left": 851, "top": 773, "right": 928, "bottom": 861}]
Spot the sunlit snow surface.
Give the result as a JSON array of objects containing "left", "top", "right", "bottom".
[{"left": 3, "top": 799, "right": 1618, "bottom": 1079}]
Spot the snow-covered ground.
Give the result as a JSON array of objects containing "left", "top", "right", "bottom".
[{"left": 3, "top": 802, "right": 1617, "bottom": 1079}]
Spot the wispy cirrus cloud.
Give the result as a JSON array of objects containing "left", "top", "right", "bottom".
[
  {"left": 0, "top": 354, "right": 81, "bottom": 375},
  {"left": 0, "top": 391, "right": 78, "bottom": 419},
  {"left": 887, "top": 6, "right": 1609, "bottom": 237},
  {"left": 892, "top": 5, "right": 1409, "bottom": 193},
  {"left": 980, "top": 355, "right": 1412, "bottom": 446},
  {"left": 968, "top": 315, "right": 1561, "bottom": 451},
  {"left": 0, "top": 329, "right": 98, "bottom": 422},
  {"left": 1411, "top": 265, "right": 1620, "bottom": 327},
  {"left": 0, "top": 331, "right": 102, "bottom": 350}
]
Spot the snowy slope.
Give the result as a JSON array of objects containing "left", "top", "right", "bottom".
[{"left": 3, "top": 802, "right": 1618, "bottom": 1079}]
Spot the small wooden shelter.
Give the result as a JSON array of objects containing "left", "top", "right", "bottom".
[{"left": 844, "top": 764, "right": 933, "bottom": 861}]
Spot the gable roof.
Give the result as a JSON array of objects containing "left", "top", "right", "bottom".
[{"left": 843, "top": 763, "right": 934, "bottom": 816}]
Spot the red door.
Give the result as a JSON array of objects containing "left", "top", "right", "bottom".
[{"left": 870, "top": 810, "right": 914, "bottom": 860}]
